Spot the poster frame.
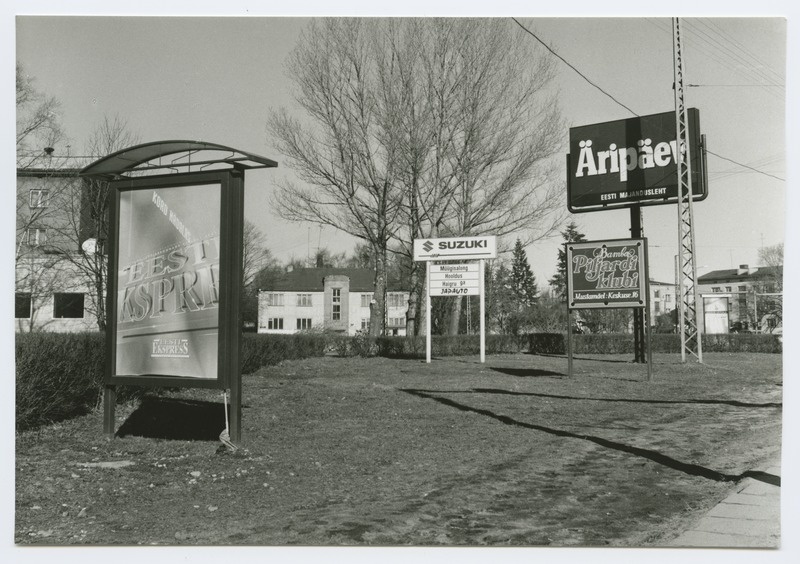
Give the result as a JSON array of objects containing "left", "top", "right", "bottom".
[{"left": 104, "top": 169, "right": 243, "bottom": 390}]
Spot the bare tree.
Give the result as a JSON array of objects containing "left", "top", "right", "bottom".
[
  {"left": 380, "top": 19, "right": 566, "bottom": 334},
  {"left": 16, "top": 63, "right": 63, "bottom": 166},
  {"left": 271, "top": 18, "right": 565, "bottom": 336},
  {"left": 48, "top": 116, "right": 140, "bottom": 331},
  {"left": 269, "top": 19, "right": 406, "bottom": 336}
]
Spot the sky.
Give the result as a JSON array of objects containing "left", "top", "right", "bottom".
[{"left": 7, "top": 3, "right": 790, "bottom": 291}]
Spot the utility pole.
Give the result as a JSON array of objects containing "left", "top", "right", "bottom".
[{"left": 673, "top": 17, "right": 703, "bottom": 363}]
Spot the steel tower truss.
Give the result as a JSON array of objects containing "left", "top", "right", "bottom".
[{"left": 673, "top": 18, "right": 703, "bottom": 363}]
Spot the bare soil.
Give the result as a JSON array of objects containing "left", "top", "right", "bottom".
[{"left": 15, "top": 352, "right": 782, "bottom": 546}]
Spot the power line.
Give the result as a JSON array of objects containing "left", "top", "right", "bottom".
[
  {"left": 510, "top": 17, "right": 638, "bottom": 117},
  {"left": 510, "top": 18, "right": 784, "bottom": 184}
]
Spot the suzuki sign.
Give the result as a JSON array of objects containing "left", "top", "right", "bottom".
[{"left": 414, "top": 236, "right": 497, "bottom": 261}]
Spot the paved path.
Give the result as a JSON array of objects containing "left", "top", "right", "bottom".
[{"left": 668, "top": 459, "right": 781, "bottom": 548}]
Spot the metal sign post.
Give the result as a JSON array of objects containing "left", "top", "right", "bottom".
[{"left": 414, "top": 236, "right": 497, "bottom": 364}]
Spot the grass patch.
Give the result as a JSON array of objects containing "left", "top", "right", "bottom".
[{"left": 16, "top": 352, "right": 781, "bottom": 546}]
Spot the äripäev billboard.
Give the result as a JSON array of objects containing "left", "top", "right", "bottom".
[
  {"left": 114, "top": 182, "right": 221, "bottom": 380},
  {"left": 566, "top": 238, "right": 648, "bottom": 309},
  {"left": 567, "top": 109, "right": 706, "bottom": 212}
]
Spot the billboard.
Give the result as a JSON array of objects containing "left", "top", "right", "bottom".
[
  {"left": 113, "top": 181, "right": 223, "bottom": 381},
  {"left": 566, "top": 238, "right": 648, "bottom": 310},
  {"left": 567, "top": 109, "right": 706, "bottom": 212}
]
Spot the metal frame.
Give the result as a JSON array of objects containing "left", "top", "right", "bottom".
[{"left": 102, "top": 169, "right": 245, "bottom": 439}]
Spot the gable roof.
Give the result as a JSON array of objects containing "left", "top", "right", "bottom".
[
  {"left": 267, "top": 268, "right": 407, "bottom": 292},
  {"left": 698, "top": 266, "right": 781, "bottom": 284}
]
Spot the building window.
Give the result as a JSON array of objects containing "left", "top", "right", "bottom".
[
  {"left": 265, "top": 293, "right": 284, "bottom": 306},
  {"left": 712, "top": 287, "right": 721, "bottom": 293},
  {"left": 296, "top": 294, "right": 312, "bottom": 307},
  {"left": 665, "top": 294, "right": 671, "bottom": 303},
  {"left": 738, "top": 285, "right": 747, "bottom": 292},
  {"left": 388, "top": 293, "right": 405, "bottom": 308},
  {"left": 268, "top": 318, "right": 284, "bottom": 330},
  {"left": 29, "top": 189, "right": 49, "bottom": 209},
  {"left": 53, "top": 293, "right": 84, "bottom": 319},
  {"left": 653, "top": 290, "right": 660, "bottom": 299},
  {"left": 296, "top": 318, "right": 312, "bottom": 330},
  {"left": 360, "top": 293, "right": 374, "bottom": 308},
  {"left": 361, "top": 318, "right": 369, "bottom": 331},
  {"left": 654, "top": 302, "right": 661, "bottom": 313},
  {"left": 27, "top": 228, "right": 47, "bottom": 246},
  {"left": 389, "top": 317, "right": 404, "bottom": 327},
  {"left": 15, "top": 292, "right": 32, "bottom": 319},
  {"left": 332, "top": 288, "right": 341, "bottom": 321},
  {"left": 725, "top": 286, "right": 732, "bottom": 292}
]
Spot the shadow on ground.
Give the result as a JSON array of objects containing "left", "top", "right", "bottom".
[
  {"left": 490, "top": 367, "right": 566, "bottom": 378},
  {"left": 116, "top": 396, "right": 226, "bottom": 441}
]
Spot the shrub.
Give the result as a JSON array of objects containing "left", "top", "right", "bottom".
[
  {"left": 16, "top": 332, "right": 105, "bottom": 431},
  {"left": 240, "top": 333, "right": 328, "bottom": 373},
  {"left": 525, "top": 332, "right": 781, "bottom": 355}
]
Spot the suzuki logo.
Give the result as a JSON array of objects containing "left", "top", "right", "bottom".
[{"left": 422, "top": 240, "right": 434, "bottom": 252}]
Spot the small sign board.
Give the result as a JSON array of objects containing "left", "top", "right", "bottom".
[
  {"left": 429, "top": 263, "right": 480, "bottom": 296},
  {"left": 566, "top": 238, "right": 649, "bottom": 309},
  {"left": 414, "top": 236, "right": 497, "bottom": 261}
]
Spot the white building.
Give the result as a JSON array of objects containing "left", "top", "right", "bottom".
[{"left": 258, "top": 268, "right": 410, "bottom": 336}]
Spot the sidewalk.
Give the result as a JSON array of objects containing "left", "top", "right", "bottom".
[{"left": 668, "top": 459, "right": 781, "bottom": 548}]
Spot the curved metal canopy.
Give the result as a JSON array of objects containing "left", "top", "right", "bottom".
[{"left": 80, "top": 140, "right": 278, "bottom": 179}]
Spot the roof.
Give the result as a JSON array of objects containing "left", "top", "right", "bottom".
[
  {"left": 80, "top": 140, "right": 277, "bottom": 179},
  {"left": 266, "top": 268, "right": 407, "bottom": 293},
  {"left": 649, "top": 279, "right": 674, "bottom": 286},
  {"left": 698, "top": 266, "right": 781, "bottom": 284},
  {"left": 17, "top": 155, "right": 95, "bottom": 175}
]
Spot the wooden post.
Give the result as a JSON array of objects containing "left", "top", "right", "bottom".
[{"left": 567, "top": 309, "right": 574, "bottom": 378}]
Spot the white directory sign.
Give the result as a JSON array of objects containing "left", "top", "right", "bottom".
[
  {"left": 414, "top": 236, "right": 497, "bottom": 261},
  {"left": 429, "top": 263, "right": 480, "bottom": 296}
]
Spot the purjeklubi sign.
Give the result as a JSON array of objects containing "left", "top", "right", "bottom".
[
  {"left": 567, "top": 109, "right": 707, "bottom": 212},
  {"left": 566, "top": 238, "right": 649, "bottom": 310}
]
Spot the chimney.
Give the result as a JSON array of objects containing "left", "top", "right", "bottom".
[{"left": 737, "top": 264, "right": 750, "bottom": 275}]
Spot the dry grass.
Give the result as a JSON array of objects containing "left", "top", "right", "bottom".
[{"left": 15, "top": 352, "right": 782, "bottom": 546}]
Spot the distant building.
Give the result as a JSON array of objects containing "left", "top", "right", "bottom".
[
  {"left": 649, "top": 279, "right": 677, "bottom": 321},
  {"left": 15, "top": 153, "right": 99, "bottom": 332},
  {"left": 697, "top": 264, "right": 782, "bottom": 333},
  {"left": 258, "top": 268, "right": 410, "bottom": 336}
]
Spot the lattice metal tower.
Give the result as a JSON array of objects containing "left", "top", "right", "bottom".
[{"left": 673, "top": 17, "right": 703, "bottom": 363}]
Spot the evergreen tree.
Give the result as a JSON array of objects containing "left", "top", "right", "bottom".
[
  {"left": 550, "top": 221, "right": 587, "bottom": 300},
  {"left": 510, "top": 239, "right": 538, "bottom": 306}
]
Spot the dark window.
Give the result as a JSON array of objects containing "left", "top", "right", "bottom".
[
  {"left": 268, "top": 318, "right": 284, "bottom": 330},
  {"left": 15, "top": 293, "right": 32, "bottom": 318},
  {"left": 296, "top": 318, "right": 312, "bottom": 330},
  {"left": 53, "top": 293, "right": 84, "bottom": 319},
  {"left": 29, "top": 189, "right": 49, "bottom": 208}
]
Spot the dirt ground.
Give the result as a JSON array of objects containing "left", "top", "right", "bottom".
[{"left": 15, "top": 352, "right": 782, "bottom": 546}]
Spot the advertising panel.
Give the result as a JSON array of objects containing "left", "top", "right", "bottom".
[
  {"left": 567, "top": 109, "right": 706, "bottom": 212},
  {"left": 566, "top": 239, "right": 648, "bottom": 310},
  {"left": 429, "top": 262, "right": 480, "bottom": 296},
  {"left": 115, "top": 183, "right": 221, "bottom": 379},
  {"left": 413, "top": 236, "right": 497, "bottom": 261}
]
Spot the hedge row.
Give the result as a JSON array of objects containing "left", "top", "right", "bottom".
[
  {"left": 528, "top": 332, "right": 782, "bottom": 355},
  {"left": 16, "top": 330, "right": 781, "bottom": 431}
]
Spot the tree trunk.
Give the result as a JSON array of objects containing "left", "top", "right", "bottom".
[
  {"left": 369, "top": 242, "right": 388, "bottom": 337},
  {"left": 447, "top": 296, "right": 462, "bottom": 336}
]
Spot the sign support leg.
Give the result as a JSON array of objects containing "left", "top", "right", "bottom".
[
  {"left": 479, "top": 259, "right": 486, "bottom": 363},
  {"left": 103, "top": 385, "right": 116, "bottom": 438},
  {"left": 426, "top": 260, "right": 431, "bottom": 364},
  {"left": 630, "top": 206, "right": 646, "bottom": 363},
  {"left": 567, "top": 309, "right": 574, "bottom": 378}
]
